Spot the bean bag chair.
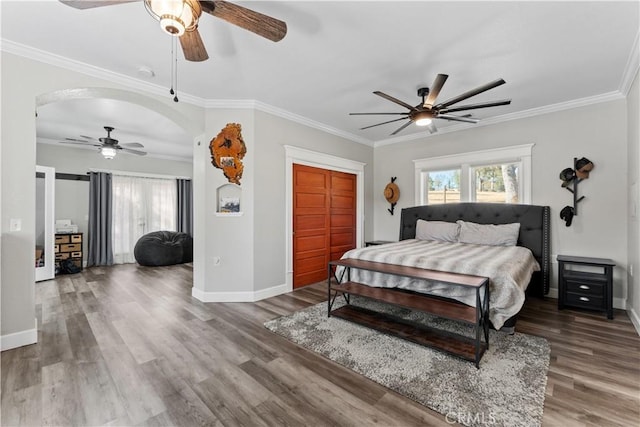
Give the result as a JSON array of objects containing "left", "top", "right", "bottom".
[{"left": 134, "top": 231, "right": 193, "bottom": 266}]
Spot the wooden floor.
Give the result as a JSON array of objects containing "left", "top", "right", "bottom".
[{"left": 2, "top": 264, "right": 639, "bottom": 426}]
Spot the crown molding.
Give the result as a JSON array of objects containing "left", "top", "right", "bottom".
[
  {"left": 2, "top": 39, "right": 372, "bottom": 146},
  {"left": 0, "top": 39, "right": 207, "bottom": 107},
  {"left": 620, "top": 30, "right": 640, "bottom": 96},
  {"left": 205, "top": 99, "right": 374, "bottom": 146},
  {"left": 374, "top": 90, "right": 625, "bottom": 148},
  {"left": 2, "top": 37, "right": 633, "bottom": 150}
]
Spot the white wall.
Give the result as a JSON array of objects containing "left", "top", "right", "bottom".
[
  {"left": 253, "top": 111, "right": 374, "bottom": 293},
  {"left": 627, "top": 70, "right": 640, "bottom": 331},
  {"left": 1, "top": 52, "right": 203, "bottom": 349},
  {"left": 192, "top": 109, "right": 374, "bottom": 301},
  {"left": 36, "top": 143, "right": 192, "bottom": 263},
  {"left": 373, "top": 99, "right": 629, "bottom": 304}
]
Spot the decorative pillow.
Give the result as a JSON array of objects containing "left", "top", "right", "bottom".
[
  {"left": 457, "top": 220, "right": 520, "bottom": 247},
  {"left": 415, "top": 220, "right": 460, "bottom": 242}
]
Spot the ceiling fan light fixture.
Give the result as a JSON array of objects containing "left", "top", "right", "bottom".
[
  {"left": 101, "top": 146, "right": 117, "bottom": 160},
  {"left": 413, "top": 111, "right": 433, "bottom": 127},
  {"left": 144, "top": 0, "right": 200, "bottom": 36}
]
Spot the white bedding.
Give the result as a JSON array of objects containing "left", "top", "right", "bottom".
[{"left": 338, "top": 239, "right": 540, "bottom": 329}]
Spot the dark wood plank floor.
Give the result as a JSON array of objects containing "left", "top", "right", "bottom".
[{"left": 2, "top": 264, "right": 639, "bottom": 426}]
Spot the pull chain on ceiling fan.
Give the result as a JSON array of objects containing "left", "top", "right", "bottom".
[
  {"left": 60, "top": 0, "right": 288, "bottom": 100},
  {"left": 60, "top": 0, "right": 287, "bottom": 62},
  {"left": 350, "top": 74, "right": 511, "bottom": 136}
]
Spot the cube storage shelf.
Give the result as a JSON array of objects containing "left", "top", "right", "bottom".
[{"left": 55, "top": 232, "right": 83, "bottom": 274}]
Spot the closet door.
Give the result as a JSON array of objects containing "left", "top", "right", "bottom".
[{"left": 292, "top": 164, "right": 356, "bottom": 288}]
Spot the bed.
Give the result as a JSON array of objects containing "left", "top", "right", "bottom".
[{"left": 337, "top": 203, "right": 550, "bottom": 332}]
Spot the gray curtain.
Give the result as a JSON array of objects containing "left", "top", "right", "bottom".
[
  {"left": 177, "top": 179, "right": 193, "bottom": 236},
  {"left": 87, "top": 172, "right": 114, "bottom": 266}
]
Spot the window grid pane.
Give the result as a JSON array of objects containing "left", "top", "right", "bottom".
[
  {"left": 426, "top": 169, "right": 461, "bottom": 204},
  {"left": 473, "top": 163, "right": 520, "bottom": 204}
]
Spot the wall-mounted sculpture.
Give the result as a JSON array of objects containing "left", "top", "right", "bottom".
[
  {"left": 209, "top": 123, "right": 247, "bottom": 185},
  {"left": 559, "top": 157, "right": 594, "bottom": 227}
]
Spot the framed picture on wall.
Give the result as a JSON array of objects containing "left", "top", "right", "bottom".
[{"left": 220, "top": 197, "right": 240, "bottom": 213}]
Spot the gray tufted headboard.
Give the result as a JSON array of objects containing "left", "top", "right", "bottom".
[{"left": 399, "top": 203, "right": 551, "bottom": 296}]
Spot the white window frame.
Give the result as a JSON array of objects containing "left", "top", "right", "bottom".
[{"left": 413, "top": 144, "right": 534, "bottom": 205}]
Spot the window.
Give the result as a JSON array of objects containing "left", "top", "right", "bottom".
[
  {"left": 473, "top": 162, "right": 520, "bottom": 203},
  {"left": 112, "top": 175, "right": 177, "bottom": 264},
  {"left": 426, "top": 169, "right": 461, "bottom": 204},
  {"left": 414, "top": 144, "right": 533, "bottom": 205}
]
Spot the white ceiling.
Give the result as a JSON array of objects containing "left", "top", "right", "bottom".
[{"left": 2, "top": 1, "right": 639, "bottom": 161}]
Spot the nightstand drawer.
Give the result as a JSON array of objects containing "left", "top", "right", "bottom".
[
  {"left": 71, "top": 234, "right": 82, "bottom": 243},
  {"left": 566, "top": 292, "right": 604, "bottom": 310},
  {"left": 557, "top": 255, "right": 615, "bottom": 319},
  {"left": 565, "top": 280, "right": 605, "bottom": 296}
]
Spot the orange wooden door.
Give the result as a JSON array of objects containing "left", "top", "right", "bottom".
[{"left": 293, "top": 164, "right": 356, "bottom": 288}]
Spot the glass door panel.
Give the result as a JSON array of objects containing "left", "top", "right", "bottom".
[{"left": 35, "top": 165, "right": 55, "bottom": 281}]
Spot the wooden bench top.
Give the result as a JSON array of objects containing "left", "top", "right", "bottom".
[{"left": 330, "top": 258, "right": 489, "bottom": 288}]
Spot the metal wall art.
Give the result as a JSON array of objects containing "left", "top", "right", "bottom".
[{"left": 559, "top": 157, "right": 594, "bottom": 226}]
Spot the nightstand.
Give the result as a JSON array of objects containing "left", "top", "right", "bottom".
[
  {"left": 365, "top": 240, "right": 395, "bottom": 247},
  {"left": 557, "top": 255, "right": 615, "bottom": 319}
]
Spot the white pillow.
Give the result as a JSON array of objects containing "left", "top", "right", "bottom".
[
  {"left": 415, "top": 220, "right": 460, "bottom": 242},
  {"left": 457, "top": 220, "right": 520, "bottom": 247}
]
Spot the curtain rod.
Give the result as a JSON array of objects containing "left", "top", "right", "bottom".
[{"left": 88, "top": 168, "right": 191, "bottom": 181}]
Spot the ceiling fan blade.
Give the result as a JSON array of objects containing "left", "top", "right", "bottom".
[
  {"left": 59, "top": 0, "right": 136, "bottom": 9},
  {"left": 120, "top": 147, "right": 147, "bottom": 156},
  {"left": 121, "top": 142, "right": 145, "bottom": 148},
  {"left": 180, "top": 28, "right": 209, "bottom": 62},
  {"left": 423, "top": 74, "right": 448, "bottom": 108},
  {"left": 349, "top": 112, "right": 410, "bottom": 116},
  {"left": 200, "top": 1, "right": 287, "bottom": 42},
  {"left": 360, "top": 117, "right": 409, "bottom": 130},
  {"left": 437, "top": 114, "right": 480, "bottom": 124},
  {"left": 427, "top": 122, "right": 438, "bottom": 134},
  {"left": 439, "top": 99, "right": 511, "bottom": 114},
  {"left": 78, "top": 135, "right": 98, "bottom": 141},
  {"left": 373, "top": 91, "right": 417, "bottom": 111},
  {"left": 390, "top": 120, "right": 413, "bottom": 136},
  {"left": 435, "top": 79, "right": 506, "bottom": 109},
  {"left": 59, "top": 140, "right": 101, "bottom": 146}
]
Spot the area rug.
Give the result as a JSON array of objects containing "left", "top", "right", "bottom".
[{"left": 264, "top": 297, "right": 549, "bottom": 427}]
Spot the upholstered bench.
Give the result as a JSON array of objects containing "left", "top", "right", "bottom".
[{"left": 134, "top": 231, "right": 193, "bottom": 266}]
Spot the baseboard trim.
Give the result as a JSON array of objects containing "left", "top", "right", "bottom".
[
  {"left": 628, "top": 306, "right": 640, "bottom": 336},
  {"left": 191, "top": 283, "right": 289, "bottom": 302},
  {"left": 1, "top": 318, "right": 38, "bottom": 351}
]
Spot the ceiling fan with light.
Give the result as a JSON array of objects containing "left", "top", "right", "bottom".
[
  {"left": 350, "top": 74, "right": 511, "bottom": 136},
  {"left": 59, "top": 126, "right": 147, "bottom": 159},
  {"left": 60, "top": 0, "right": 288, "bottom": 62}
]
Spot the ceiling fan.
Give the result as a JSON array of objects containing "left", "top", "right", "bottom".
[
  {"left": 350, "top": 74, "right": 511, "bottom": 136},
  {"left": 60, "top": 126, "right": 147, "bottom": 159},
  {"left": 59, "top": 0, "right": 288, "bottom": 62}
]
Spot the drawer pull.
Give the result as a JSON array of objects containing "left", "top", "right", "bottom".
[
  {"left": 579, "top": 285, "right": 590, "bottom": 290},
  {"left": 579, "top": 297, "right": 590, "bottom": 302}
]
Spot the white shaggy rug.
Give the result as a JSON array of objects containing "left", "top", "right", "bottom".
[{"left": 265, "top": 297, "right": 549, "bottom": 427}]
